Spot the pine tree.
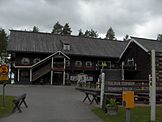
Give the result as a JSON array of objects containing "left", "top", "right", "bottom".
[
  {"left": 84, "top": 30, "right": 91, "bottom": 37},
  {"left": 32, "top": 26, "right": 39, "bottom": 32},
  {"left": 157, "top": 34, "right": 162, "bottom": 41},
  {"left": 0, "top": 28, "right": 8, "bottom": 62},
  {"left": 123, "top": 34, "right": 129, "bottom": 41},
  {"left": 105, "top": 27, "right": 116, "bottom": 40},
  {"left": 51, "top": 21, "right": 63, "bottom": 34},
  {"left": 61, "top": 23, "right": 72, "bottom": 35},
  {"left": 89, "top": 29, "right": 98, "bottom": 38},
  {"left": 78, "top": 29, "right": 84, "bottom": 37}
]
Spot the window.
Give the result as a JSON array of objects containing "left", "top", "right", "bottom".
[
  {"left": 21, "top": 58, "right": 30, "bottom": 65},
  {"left": 33, "top": 58, "right": 41, "bottom": 64},
  {"left": 75, "top": 61, "right": 82, "bottom": 67},
  {"left": 127, "top": 58, "right": 134, "bottom": 66},
  {"left": 86, "top": 61, "right": 93, "bottom": 67},
  {"left": 66, "top": 60, "right": 70, "bottom": 67},
  {"left": 63, "top": 44, "right": 70, "bottom": 51}
]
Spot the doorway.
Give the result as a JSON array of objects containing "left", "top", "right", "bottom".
[{"left": 53, "top": 72, "right": 63, "bottom": 85}]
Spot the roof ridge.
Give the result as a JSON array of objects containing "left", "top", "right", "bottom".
[
  {"left": 131, "top": 36, "right": 157, "bottom": 42},
  {"left": 10, "top": 29, "right": 124, "bottom": 42}
]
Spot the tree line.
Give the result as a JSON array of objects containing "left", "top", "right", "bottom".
[
  {"left": 32, "top": 21, "right": 116, "bottom": 40},
  {"left": 1, "top": 21, "right": 162, "bottom": 60}
]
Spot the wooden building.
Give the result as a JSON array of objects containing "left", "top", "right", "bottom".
[
  {"left": 120, "top": 37, "right": 162, "bottom": 82},
  {"left": 7, "top": 30, "right": 127, "bottom": 85}
]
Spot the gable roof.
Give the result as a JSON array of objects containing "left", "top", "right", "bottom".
[
  {"left": 120, "top": 37, "right": 162, "bottom": 59},
  {"left": 7, "top": 30, "right": 128, "bottom": 58},
  {"left": 131, "top": 37, "right": 162, "bottom": 53}
]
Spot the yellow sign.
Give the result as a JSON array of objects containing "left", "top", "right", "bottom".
[
  {"left": 0, "top": 75, "right": 9, "bottom": 81},
  {"left": 0, "top": 64, "right": 9, "bottom": 81},
  {"left": 122, "top": 91, "right": 134, "bottom": 109},
  {"left": 0, "top": 64, "right": 9, "bottom": 75}
]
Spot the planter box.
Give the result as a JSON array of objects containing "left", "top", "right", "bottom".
[{"left": 106, "top": 106, "right": 118, "bottom": 116}]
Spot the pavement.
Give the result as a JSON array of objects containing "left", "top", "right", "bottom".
[{"left": 0, "top": 85, "right": 103, "bottom": 122}]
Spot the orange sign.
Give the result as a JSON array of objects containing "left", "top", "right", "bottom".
[
  {"left": 0, "top": 64, "right": 9, "bottom": 81},
  {"left": 122, "top": 91, "right": 134, "bottom": 109},
  {"left": 0, "top": 64, "right": 9, "bottom": 75},
  {"left": 0, "top": 75, "right": 9, "bottom": 81}
]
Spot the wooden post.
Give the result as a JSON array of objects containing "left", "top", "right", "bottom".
[
  {"left": 63, "top": 58, "right": 66, "bottom": 85},
  {"left": 51, "top": 57, "right": 54, "bottom": 85},
  {"left": 100, "top": 72, "right": 105, "bottom": 109},
  {"left": 151, "top": 50, "right": 156, "bottom": 122},
  {"left": 17, "top": 69, "right": 20, "bottom": 82},
  {"left": 30, "top": 69, "right": 32, "bottom": 82},
  {"left": 122, "top": 61, "right": 125, "bottom": 80}
]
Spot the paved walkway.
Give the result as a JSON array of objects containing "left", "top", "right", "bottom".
[{"left": 0, "top": 85, "right": 102, "bottom": 122}]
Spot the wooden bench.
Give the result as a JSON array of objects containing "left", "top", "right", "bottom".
[
  {"left": 76, "top": 87, "right": 100, "bottom": 104},
  {"left": 82, "top": 91, "right": 100, "bottom": 104},
  {"left": 12, "top": 93, "right": 28, "bottom": 113}
]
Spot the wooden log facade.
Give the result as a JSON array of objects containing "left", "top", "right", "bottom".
[
  {"left": 156, "top": 53, "right": 162, "bottom": 83},
  {"left": 7, "top": 31, "right": 162, "bottom": 85},
  {"left": 7, "top": 30, "right": 127, "bottom": 85},
  {"left": 120, "top": 37, "right": 162, "bottom": 84}
]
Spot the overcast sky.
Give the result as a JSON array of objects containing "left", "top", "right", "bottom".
[{"left": 1, "top": 0, "right": 162, "bottom": 40}]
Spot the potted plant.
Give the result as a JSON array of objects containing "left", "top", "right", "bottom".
[{"left": 106, "top": 98, "right": 119, "bottom": 116}]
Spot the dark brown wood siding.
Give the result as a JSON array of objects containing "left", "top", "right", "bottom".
[
  {"left": 15, "top": 52, "right": 49, "bottom": 65},
  {"left": 156, "top": 53, "right": 162, "bottom": 82},
  {"left": 121, "top": 42, "right": 151, "bottom": 80}
]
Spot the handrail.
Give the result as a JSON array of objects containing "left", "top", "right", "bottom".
[
  {"left": 32, "top": 63, "right": 51, "bottom": 81},
  {"left": 14, "top": 51, "right": 70, "bottom": 69}
]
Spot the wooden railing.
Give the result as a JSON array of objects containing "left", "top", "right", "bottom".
[
  {"left": 77, "top": 80, "right": 162, "bottom": 105},
  {"left": 32, "top": 63, "right": 51, "bottom": 81},
  {"left": 105, "top": 80, "right": 149, "bottom": 93}
]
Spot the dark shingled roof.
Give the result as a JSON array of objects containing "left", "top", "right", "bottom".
[
  {"left": 7, "top": 30, "right": 128, "bottom": 58},
  {"left": 132, "top": 37, "right": 162, "bottom": 52}
]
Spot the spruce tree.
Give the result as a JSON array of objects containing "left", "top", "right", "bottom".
[
  {"left": 78, "top": 29, "right": 84, "bottom": 37},
  {"left": 51, "top": 21, "right": 63, "bottom": 34},
  {"left": 32, "top": 26, "right": 39, "bottom": 32},
  {"left": 105, "top": 27, "right": 116, "bottom": 40},
  {"left": 0, "top": 28, "right": 8, "bottom": 63},
  {"left": 157, "top": 34, "right": 162, "bottom": 41},
  {"left": 61, "top": 23, "right": 72, "bottom": 35}
]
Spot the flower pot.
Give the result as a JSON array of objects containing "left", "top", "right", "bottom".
[{"left": 106, "top": 106, "right": 118, "bottom": 116}]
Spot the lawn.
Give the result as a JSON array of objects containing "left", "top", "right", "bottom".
[
  {"left": 92, "top": 106, "right": 162, "bottom": 122},
  {"left": 0, "top": 95, "right": 14, "bottom": 118}
]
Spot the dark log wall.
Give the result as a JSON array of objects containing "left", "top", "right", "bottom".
[
  {"left": 15, "top": 52, "right": 49, "bottom": 65},
  {"left": 156, "top": 53, "right": 162, "bottom": 82},
  {"left": 13, "top": 52, "right": 121, "bottom": 83},
  {"left": 122, "top": 42, "right": 151, "bottom": 80}
]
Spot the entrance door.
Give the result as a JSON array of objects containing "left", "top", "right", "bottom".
[{"left": 53, "top": 72, "right": 63, "bottom": 85}]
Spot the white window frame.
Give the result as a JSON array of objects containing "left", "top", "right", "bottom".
[
  {"left": 127, "top": 58, "right": 134, "bottom": 66},
  {"left": 63, "top": 44, "right": 70, "bottom": 51},
  {"left": 85, "top": 61, "right": 93, "bottom": 67},
  {"left": 75, "top": 61, "right": 82, "bottom": 67},
  {"left": 66, "top": 60, "right": 70, "bottom": 67},
  {"left": 21, "top": 57, "right": 30, "bottom": 65},
  {"left": 33, "top": 58, "right": 41, "bottom": 64}
]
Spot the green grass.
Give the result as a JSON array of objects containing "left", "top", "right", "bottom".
[
  {"left": 92, "top": 106, "right": 162, "bottom": 122},
  {"left": 0, "top": 95, "right": 14, "bottom": 118}
]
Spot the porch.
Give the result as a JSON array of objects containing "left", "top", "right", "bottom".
[{"left": 13, "top": 51, "right": 70, "bottom": 85}]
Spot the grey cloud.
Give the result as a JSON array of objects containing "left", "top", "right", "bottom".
[{"left": 0, "top": 0, "right": 162, "bottom": 39}]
